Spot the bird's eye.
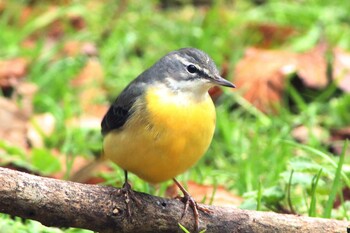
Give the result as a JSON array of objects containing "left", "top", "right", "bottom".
[{"left": 186, "top": 64, "right": 198, "bottom": 74}]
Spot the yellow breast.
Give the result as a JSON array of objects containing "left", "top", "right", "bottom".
[{"left": 103, "top": 86, "right": 216, "bottom": 183}]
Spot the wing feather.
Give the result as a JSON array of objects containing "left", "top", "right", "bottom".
[{"left": 101, "top": 81, "right": 145, "bottom": 135}]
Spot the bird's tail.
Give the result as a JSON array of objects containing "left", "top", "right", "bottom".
[{"left": 70, "top": 158, "right": 104, "bottom": 183}]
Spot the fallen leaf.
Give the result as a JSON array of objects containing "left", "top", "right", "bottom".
[
  {"left": 234, "top": 47, "right": 296, "bottom": 113},
  {"left": 71, "top": 59, "right": 103, "bottom": 87},
  {"left": 334, "top": 187, "right": 350, "bottom": 208},
  {"left": 65, "top": 59, "right": 107, "bottom": 129},
  {"left": 232, "top": 43, "right": 350, "bottom": 112},
  {"left": 166, "top": 181, "right": 243, "bottom": 208},
  {"left": 22, "top": 6, "right": 64, "bottom": 40},
  {"left": 19, "top": 6, "right": 34, "bottom": 25},
  {"left": 330, "top": 127, "right": 350, "bottom": 141},
  {"left": 296, "top": 43, "right": 328, "bottom": 89},
  {"left": 71, "top": 59, "right": 107, "bottom": 117},
  {"left": 209, "top": 86, "right": 223, "bottom": 101},
  {"left": 292, "top": 125, "right": 329, "bottom": 144},
  {"left": 329, "top": 127, "right": 350, "bottom": 155},
  {"left": 63, "top": 41, "right": 98, "bottom": 57},
  {"left": 63, "top": 41, "right": 82, "bottom": 57},
  {"left": 47, "top": 19, "right": 65, "bottom": 39},
  {"left": 21, "top": 5, "right": 82, "bottom": 45},
  {"left": 15, "top": 81, "right": 38, "bottom": 116},
  {"left": 0, "top": 97, "right": 28, "bottom": 149},
  {"left": 250, "top": 23, "right": 297, "bottom": 48},
  {"left": 68, "top": 14, "right": 86, "bottom": 30},
  {"left": 0, "top": 58, "right": 28, "bottom": 88},
  {"left": 333, "top": 47, "right": 350, "bottom": 92},
  {"left": 22, "top": 37, "right": 37, "bottom": 50},
  {"left": 160, "top": 0, "right": 213, "bottom": 8},
  {"left": 0, "top": 1, "right": 6, "bottom": 12}
]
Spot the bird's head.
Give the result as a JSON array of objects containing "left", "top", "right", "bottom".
[{"left": 152, "top": 48, "right": 235, "bottom": 94}]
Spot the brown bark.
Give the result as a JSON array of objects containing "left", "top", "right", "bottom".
[{"left": 0, "top": 167, "right": 349, "bottom": 233}]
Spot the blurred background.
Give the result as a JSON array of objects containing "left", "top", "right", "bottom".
[{"left": 0, "top": 0, "right": 349, "bottom": 232}]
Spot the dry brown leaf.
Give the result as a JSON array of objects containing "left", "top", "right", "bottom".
[
  {"left": 329, "top": 127, "right": 350, "bottom": 155},
  {"left": 68, "top": 14, "right": 86, "bottom": 30},
  {"left": 72, "top": 59, "right": 103, "bottom": 87},
  {"left": 20, "top": 5, "right": 81, "bottom": 44},
  {"left": 0, "top": 1, "right": 6, "bottom": 12},
  {"left": 0, "top": 80, "right": 37, "bottom": 150},
  {"left": 333, "top": 47, "right": 350, "bottom": 92},
  {"left": 232, "top": 44, "right": 348, "bottom": 112},
  {"left": 234, "top": 47, "right": 296, "bottom": 113},
  {"left": 63, "top": 41, "right": 98, "bottom": 57},
  {"left": 208, "top": 86, "right": 223, "bottom": 101},
  {"left": 63, "top": 41, "right": 82, "bottom": 57},
  {"left": 334, "top": 187, "right": 350, "bottom": 208},
  {"left": 331, "top": 127, "right": 350, "bottom": 141},
  {"left": 72, "top": 59, "right": 107, "bottom": 117},
  {"left": 19, "top": 4, "right": 86, "bottom": 52},
  {"left": 296, "top": 43, "right": 328, "bottom": 89},
  {"left": 22, "top": 6, "right": 64, "bottom": 39},
  {"left": 15, "top": 82, "right": 38, "bottom": 116},
  {"left": 166, "top": 181, "right": 243, "bottom": 208},
  {"left": 66, "top": 59, "right": 107, "bottom": 129},
  {"left": 292, "top": 125, "right": 329, "bottom": 144},
  {"left": 22, "top": 37, "right": 37, "bottom": 50},
  {"left": 19, "top": 6, "right": 34, "bottom": 25},
  {"left": 48, "top": 19, "right": 65, "bottom": 39},
  {"left": 0, "top": 58, "right": 28, "bottom": 88},
  {"left": 0, "top": 97, "right": 28, "bottom": 149},
  {"left": 250, "top": 23, "right": 297, "bottom": 48}
]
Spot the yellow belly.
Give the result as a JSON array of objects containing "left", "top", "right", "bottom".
[{"left": 103, "top": 87, "right": 216, "bottom": 184}]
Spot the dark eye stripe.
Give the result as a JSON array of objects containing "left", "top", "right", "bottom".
[{"left": 197, "top": 68, "right": 210, "bottom": 79}]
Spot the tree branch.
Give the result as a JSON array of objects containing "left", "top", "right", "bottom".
[{"left": 0, "top": 167, "right": 348, "bottom": 233}]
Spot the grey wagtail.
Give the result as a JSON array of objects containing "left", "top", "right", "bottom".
[{"left": 75, "top": 48, "right": 235, "bottom": 232}]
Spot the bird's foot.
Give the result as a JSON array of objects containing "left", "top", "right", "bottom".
[
  {"left": 118, "top": 181, "right": 141, "bottom": 219},
  {"left": 173, "top": 179, "right": 213, "bottom": 232}
]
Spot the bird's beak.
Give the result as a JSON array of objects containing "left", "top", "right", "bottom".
[{"left": 211, "top": 75, "right": 236, "bottom": 88}]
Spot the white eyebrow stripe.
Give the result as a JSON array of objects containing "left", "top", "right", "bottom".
[
  {"left": 173, "top": 54, "right": 212, "bottom": 78},
  {"left": 174, "top": 54, "right": 191, "bottom": 66}
]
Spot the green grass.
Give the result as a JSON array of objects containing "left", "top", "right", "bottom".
[
  {"left": 0, "top": 0, "right": 349, "bottom": 232},
  {"left": 309, "top": 168, "right": 323, "bottom": 217},
  {"left": 324, "top": 140, "right": 348, "bottom": 218}
]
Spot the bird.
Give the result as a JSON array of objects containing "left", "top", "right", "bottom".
[{"left": 75, "top": 48, "right": 235, "bottom": 232}]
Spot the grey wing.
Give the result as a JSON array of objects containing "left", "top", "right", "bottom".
[{"left": 101, "top": 81, "right": 145, "bottom": 136}]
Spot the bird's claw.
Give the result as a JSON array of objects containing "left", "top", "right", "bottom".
[
  {"left": 118, "top": 181, "right": 141, "bottom": 219},
  {"left": 173, "top": 179, "right": 212, "bottom": 233}
]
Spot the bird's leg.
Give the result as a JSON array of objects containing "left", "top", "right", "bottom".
[
  {"left": 119, "top": 170, "right": 141, "bottom": 218},
  {"left": 173, "top": 178, "right": 212, "bottom": 232}
]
